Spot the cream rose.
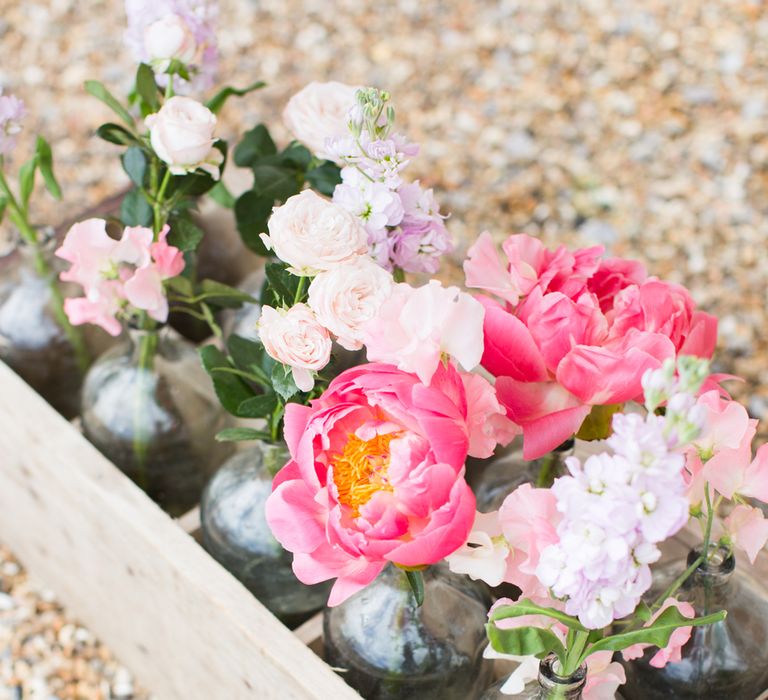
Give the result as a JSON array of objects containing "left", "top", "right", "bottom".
[
  {"left": 144, "top": 14, "right": 199, "bottom": 73},
  {"left": 145, "top": 96, "right": 223, "bottom": 179},
  {"left": 261, "top": 190, "right": 368, "bottom": 274},
  {"left": 282, "top": 81, "right": 359, "bottom": 161},
  {"left": 308, "top": 256, "right": 394, "bottom": 351},
  {"left": 258, "top": 303, "right": 331, "bottom": 392}
]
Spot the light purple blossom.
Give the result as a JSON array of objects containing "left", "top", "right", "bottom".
[
  {"left": 332, "top": 167, "right": 404, "bottom": 238},
  {"left": 124, "top": 0, "right": 218, "bottom": 92},
  {"left": 0, "top": 90, "right": 25, "bottom": 157}
]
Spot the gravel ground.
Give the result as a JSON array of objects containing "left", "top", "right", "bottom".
[{"left": 2, "top": 0, "right": 768, "bottom": 697}]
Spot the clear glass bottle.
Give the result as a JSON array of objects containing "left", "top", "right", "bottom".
[
  {"left": 481, "top": 655, "right": 586, "bottom": 699},
  {"left": 469, "top": 439, "right": 574, "bottom": 512},
  {"left": 0, "top": 234, "right": 91, "bottom": 418},
  {"left": 200, "top": 442, "right": 331, "bottom": 627},
  {"left": 323, "top": 564, "right": 493, "bottom": 699},
  {"left": 221, "top": 268, "right": 264, "bottom": 341},
  {"left": 80, "top": 324, "right": 233, "bottom": 516},
  {"left": 621, "top": 545, "right": 768, "bottom": 699}
]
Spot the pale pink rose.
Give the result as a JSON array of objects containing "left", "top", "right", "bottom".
[
  {"left": 261, "top": 190, "right": 368, "bottom": 275},
  {"left": 144, "top": 14, "right": 199, "bottom": 72},
  {"left": 265, "top": 362, "right": 477, "bottom": 605},
  {"left": 283, "top": 81, "right": 359, "bottom": 161},
  {"left": 146, "top": 96, "right": 223, "bottom": 178},
  {"left": 307, "top": 256, "right": 394, "bottom": 351},
  {"left": 622, "top": 598, "right": 695, "bottom": 668},
  {"left": 150, "top": 226, "right": 185, "bottom": 278},
  {"left": 460, "top": 372, "right": 520, "bottom": 459},
  {"left": 724, "top": 504, "right": 768, "bottom": 564},
  {"left": 258, "top": 303, "right": 331, "bottom": 392},
  {"left": 363, "top": 280, "right": 485, "bottom": 385}
]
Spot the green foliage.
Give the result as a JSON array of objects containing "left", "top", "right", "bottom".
[
  {"left": 96, "top": 123, "right": 139, "bottom": 146},
  {"left": 18, "top": 157, "right": 37, "bottom": 210},
  {"left": 576, "top": 403, "right": 623, "bottom": 441},
  {"left": 135, "top": 64, "right": 160, "bottom": 113},
  {"left": 234, "top": 190, "right": 272, "bottom": 255},
  {"left": 490, "top": 599, "right": 588, "bottom": 633},
  {"left": 264, "top": 262, "right": 305, "bottom": 307},
  {"left": 234, "top": 124, "right": 277, "bottom": 167},
  {"left": 486, "top": 622, "right": 566, "bottom": 663},
  {"left": 199, "top": 345, "right": 255, "bottom": 415},
  {"left": 84, "top": 80, "right": 136, "bottom": 127},
  {"left": 404, "top": 570, "right": 425, "bottom": 607},
  {"left": 35, "top": 137, "right": 61, "bottom": 200},
  {"left": 120, "top": 188, "right": 153, "bottom": 227},
  {"left": 306, "top": 161, "right": 342, "bottom": 196},
  {"left": 271, "top": 362, "right": 299, "bottom": 401},
  {"left": 208, "top": 181, "right": 236, "bottom": 209},
  {"left": 122, "top": 147, "right": 147, "bottom": 188},
  {"left": 167, "top": 215, "right": 204, "bottom": 252},
  {"left": 216, "top": 427, "right": 273, "bottom": 442},
  {"left": 206, "top": 80, "right": 266, "bottom": 114}
]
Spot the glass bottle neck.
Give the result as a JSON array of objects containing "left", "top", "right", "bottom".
[
  {"left": 536, "top": 654, "right": 586, "bottom": 699},
  {"left": 685, "top": 545, "right": 734, "bottom": 609}
]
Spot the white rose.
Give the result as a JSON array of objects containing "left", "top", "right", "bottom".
[
  {"left": 144, "top": 14, "right": 199, "bottom": 73},
  {"left": 308, "top": 256, "right": 394, "bottom": 351},
  {"left": 282, "top": 81, "right": 359, "bottom": 161},
  {"left": 145, "top": 96, "right": 223, "bottom": 179},
  {"left": 258, "top": 304, "right": 331, "bottom": 392},
  {"left": 261, "top": 190, "right": 368, "bottom": 274}
]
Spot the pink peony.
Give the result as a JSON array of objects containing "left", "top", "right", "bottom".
[
  {"left": 265, "top": 362, "right": 482, "bottom": 605},
  {"left": 467, "top": 235, "right": 717, "bottom": 458},
  {"left": 363, "top": 280, "right": 485, "bottom": 385}
]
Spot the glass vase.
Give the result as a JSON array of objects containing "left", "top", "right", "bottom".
[
  {"left": 469, "top": 439, "right": 574, "bottom": 513},
  {"left": 323, "top": 564, "right": 493, "bottom": 699},
  {"left": 80, "top": 323, "right": 233, "bottom": 516},
  {"left": 481, "top": 655, "right": 587, "bottom": 699},
  {"left": 0, "top": 234, "right": 91, "bottom": 418},
  {"left": 221, "top": 268, "right": 264, "bottom": 341},
  {"left": 200, "top": 442, "right": 331, "bottom": 627},
  {"left": 621, "top": 545, "right": 768, "bottom": 699}
]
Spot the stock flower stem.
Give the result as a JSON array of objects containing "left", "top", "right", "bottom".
[
  {"left": 132, "top": 315, "right": 158, "bottom": 490},
  {"left": 153, "top": 167, "right": 173, "bottom": 235},
  {"left": 564, "top": 630, "right": 589, "bottom": 676}
]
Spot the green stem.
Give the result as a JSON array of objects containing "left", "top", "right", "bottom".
[
  {"left": 293, "top": 275, "right": 307, "bottom": 305},
  {"left": 0, "top": 171, "right": 90, "bottom": 374},
  {"left": 536, "top": 451, "right": 557, "bottom": 488},
  {"left": 132, "top": 316, "right": 158, "bottom": 490},
  {"left": 153, "top": 167, "right": 173, "bottom": 235},
  {"left": 564, "top": 629, "right": 589, "bottom": 676},
  {"left": 701, "top": 483, "right": 715, "bottom": 562},
  {"left": 165, "top": 76, "right": 175, "bottom": 101}
]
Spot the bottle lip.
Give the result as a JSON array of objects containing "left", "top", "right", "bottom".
[
  {"left": 539, "top": 653, "right": 587, "bottom": 691},
  {"left": 688, "top": 544, "right": 735, "bottom": 577}
]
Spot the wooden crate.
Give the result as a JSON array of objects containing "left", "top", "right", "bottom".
[{"left": 0, "top": 360, "right": 361, "bottom": 700}]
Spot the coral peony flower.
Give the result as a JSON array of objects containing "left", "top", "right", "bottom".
[
  {"left": 363, "top": 280, "right": 485, "bottom": 385},
  {"left": 466, "top": 234, "right": 718, "bottom": 458},
  {"left": 265, "top": 362, "right": 485, "bottom": 605}
]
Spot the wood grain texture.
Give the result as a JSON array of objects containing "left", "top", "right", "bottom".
[{"left": 0, "top": 361, "right": 360, "bottom": 700}]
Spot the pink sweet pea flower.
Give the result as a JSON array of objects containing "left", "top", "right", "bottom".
[
  {"left": 466, "top": 235, "right": 717, "bottom": 459},
  {"left": 123, "top": 265, "right": 169, "bottom": 323},
  {"left": 265, "top": 362, "right": 482, "bottom": 606},
  {"left": 150, "top": 225, "right": 185, "bottom": 278},
  {"left": 723, "top": 504, "right": 768, "bottom": 564},
  {"left": 621, "top": 598, "right": 695, "bottom": 668},
  {"left": 460, "top": 372, "right": 519, "bottom": 459},
  {"left": 62, "top": 280, "right": 125, "bottom": 337},
  {"left": 56, "top": 219, "right": 119, "bottom": 292},
  {"left": 363, "top": 280, "right": 485, "bottom": 385}
]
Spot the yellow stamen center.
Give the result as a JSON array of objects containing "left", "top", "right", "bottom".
[{"left": 332, "top": 432, "right": 396, "bottom": 516}]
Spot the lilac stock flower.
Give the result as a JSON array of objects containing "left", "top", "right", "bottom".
[
  {"left": 332, "top": 167, "right": 404, "bottom": 238},
  {"left": 0, "top": 90, "right": 25, "bottom": 157},
  {"left": 124, "top": 0, "right": 218, "bottom": 91}
]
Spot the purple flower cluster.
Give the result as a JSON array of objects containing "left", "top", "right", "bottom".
[
  {"left": 0, "top": 90, "right": 25, "bottom": 157},
  {"left": 327, "top": 90, "right": 452, "bottom": 274},
  {"left": 124, "top": 0, "right": 218, "bottom": 92},
  {"left": 535, "top": 362, "right": 707, "bottom": 629}
]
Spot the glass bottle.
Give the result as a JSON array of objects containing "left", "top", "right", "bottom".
[
  {"left": 480, "top": 655, "right": 586, "bottom": 699},
  {"left": 221, "top": 268, "right": 264, "bottom": 341},
  {"left": 200, "top": 442, "right": 331, "bottom": 627},
  {"left": 80, "top": 323, "right": 233, "bottom": 516},
  {"left": 323, "top": 564, "right": 493, "bottom": 700},
  {"left": 621, "top": 545, "right": 768, "bottom": 699},
  {"left": 469, "top": 439, "right": 574, "bottom": 513},
  {"left": 0, "top": 233, "right": 91, "bottom": 418}
]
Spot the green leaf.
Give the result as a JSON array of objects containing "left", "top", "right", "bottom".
[
  {"left": 168, "top": 141, "right": 227, "bottom": 198},
  {"left": 167, "top": 216, "right": 204, "bottom": 252},
  {"left": 486, "top": 622, "right": 567, "bottom": 663},
  {"left": 96, "top": 123, "right": 139, "bottom": 146},
  {"left": 306, "top": 160, "right": 342, "bottom": 196},
  {"left": 166, "top": 275, "right": 194, "bottom": 297},
  {"left": 199, "top": 279, "right": 258, "bottom": 308},
  {"left": 635, "top": 601, "right": 652, "bottom": 624},
  {"left": 136, "top": 63, "right": 160, "bottom": 113},
  {"left": 200, "top": 345, "right": 255, "bottom": 415},
  {"left": 234, "top": 124, "right": 277, "bottom": 167},
  {"left": 227, "top": 334, "right": 267, "bottom": 372},
  {"left": 0, "top": 194, "right": 8, "bottom": 223},
  {"left": 264, "top": 262, "right": 304, "bottom": 306},
  {"left": 206, "top": 80, "right": 266, "bottom": 114},
  {"left": 216, "top": 427, "right": 272, "bottom": 443},
  {"left": 585, "top": 607, "right": 727, "bottom": 659},
  {"left": 280, "top": 142, "right": 312, "bottom": 170},
  {"left": 250, "top": 164, "right": 303, "bottom": 202},
  {"left": 234, "top": 190, "right": 273, "bottom": 255},
  {"left": 18, "top": 157, "right": 38, "bottom": 209},
  {"left": 208, "top": 181, "right": 236, "bottom": 209},
  {"left": 489, "top": 598, "right": 588, "bottom": 633},
  {"left": 237, "top": 393, "right": 278, "bottom": 418},
  {"left": 271, "top": 362, "right": 299, "bottom": 401},
  {"left": 404, "top": 570, "right": 425, "bottom": 607},
  {"left": 122, "top": 146, "right": 147, "bottom": 187},
  {"left": 35, "top": 137, "right": 62, "bottom": 200},
  {"left": 120, "top": 188, "right": 153, "bottom": 227},
  {"left": 84, "top": 80, "right": 135, "bottom": 126},
  {"left": 576, "top": 403, "right": 623, "bottom": 441}
]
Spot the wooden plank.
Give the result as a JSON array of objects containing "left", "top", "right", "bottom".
[{"left": 0, "top": 361, "right": 360, "bottom": 700}]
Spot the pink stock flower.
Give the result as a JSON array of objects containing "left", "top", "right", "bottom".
[
  {"left": 363, "top": 280, "right": 485, "bottom": 385},
  {"left": 0, "top": 89, "right": 25, "bottom": 156},
  {"left": 466, "top": 234, "right": 717, "bottom": 458},
  {"left": 265, "top": 362, "right": 483, "bottom": 606},
  {"left": 622, "top": 598, "right": 695, "bottom": 668},
  {"left": 723, "top": 504, "right": 768, "bottom": 564}
]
